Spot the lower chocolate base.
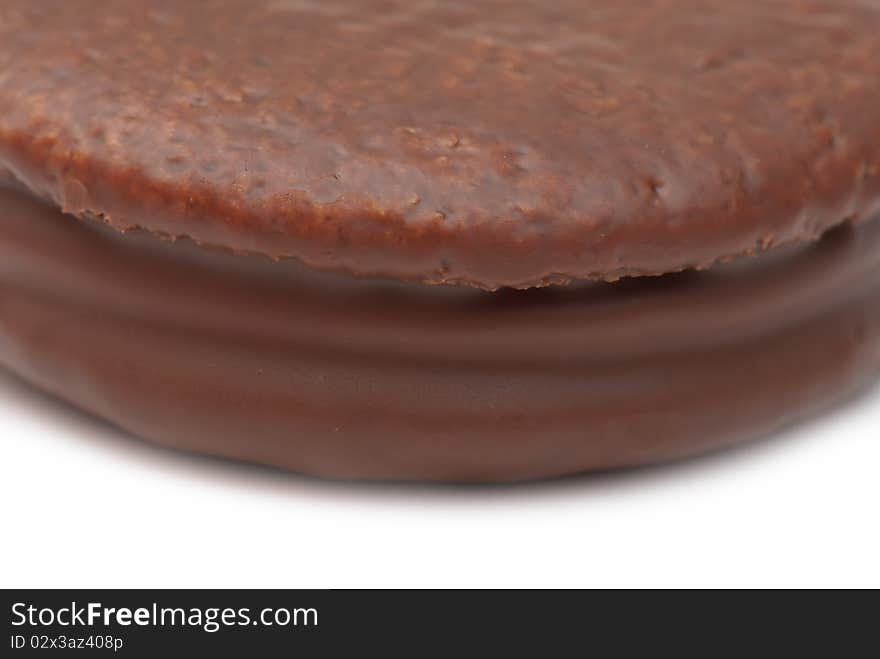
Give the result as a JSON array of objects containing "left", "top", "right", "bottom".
[{"left": 2, "top": 186, "right": 880, "bottom": 481}]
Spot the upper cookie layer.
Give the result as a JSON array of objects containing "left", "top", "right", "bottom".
[{"left": 1, "top": 0, "right": 879, "bottom": 289}]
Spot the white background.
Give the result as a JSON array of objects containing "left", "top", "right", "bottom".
[{"left": 1, "top": 368, "right": 878, "bottom": 589}]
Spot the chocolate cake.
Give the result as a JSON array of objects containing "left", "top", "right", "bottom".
[{"left": 1, "top": 0, "right": 879, "bottom": 481}]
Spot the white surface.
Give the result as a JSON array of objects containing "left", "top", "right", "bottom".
[{"left": 1, "top": 368, "right": 878, "bottom": 589}]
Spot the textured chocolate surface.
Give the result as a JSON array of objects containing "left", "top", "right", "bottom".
[
  {"left": 1, "top": 1, "right": 879, "bottom": 289},
  {"left": 2, "top": 186, "right": 880, "bottom": 481}
]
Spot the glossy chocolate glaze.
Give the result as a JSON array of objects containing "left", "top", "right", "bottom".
[
  {"left": 1, "top": 1, "right": 879, "bottom": 289},
  {"left": 2, "top": 186, "right": 879, "bottom": 481}
]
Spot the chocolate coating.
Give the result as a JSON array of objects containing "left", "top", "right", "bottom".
[
  {"left": 2, "top": 186, "right": 879, "bottom": 481},
  {"left": 1, "top": 1, "right": 879, "bottom": 289}
]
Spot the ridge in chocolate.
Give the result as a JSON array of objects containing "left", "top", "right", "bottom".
[{"left": 2, "top": 187, "right": 879, "bottom": 481}]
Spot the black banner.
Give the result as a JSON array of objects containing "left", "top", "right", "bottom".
[{"left": 3, "top": 589, "right": 874, "bottom": 655}]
